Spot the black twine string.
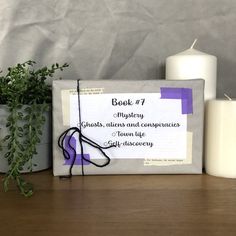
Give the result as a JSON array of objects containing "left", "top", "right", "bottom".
[
  {"left": 58, "top": 79, "right": 115, "bottom": 178},
  {"left": 77, "top": 79, "right": 85, "bottom": 176}
]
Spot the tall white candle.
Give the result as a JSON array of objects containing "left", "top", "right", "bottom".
[
  {"left": 205, "top": 96, "right": 236, "bottom": 178},
  {"left": 166, "top": 40, "right": 217, "bottom": 101}
]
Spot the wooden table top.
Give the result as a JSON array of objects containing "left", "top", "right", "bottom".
[{"left": 0, "top": 170, "right": 236, "bottom": 236}]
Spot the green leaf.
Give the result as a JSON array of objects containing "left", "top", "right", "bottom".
[
  {"left": 3, "top": 178, "right": 9, "bottom": 192},
  {"left": 36, "top": 137, "right": 40, "bottom": 143},
  {"left": 16, "top": 104, "right": 22, "bottom": 109},
  {"left": 4, "top": 152, "right": 10, "bottom": 159},
  {"left": 23, "top": 124, "right": 29, "bottom": 129},
  {"left": 7, "top": 116, "right": 13, "bottom": 122},
  {"left": 22, "top": 140, "right": 29, "bottom": 145},
  {"left": 7, "top": 143, "right": 11, "bottom": 149},
  {"left": 38, "top": 130, "right": 42, "bottom": 135},
  {"left": 24, "top": 115, "right": 30, "bottom": 121},
  {"left": 18, "top": 152, "right": 23, "bottom": 157},
  {"left": 17, "top": 112, "right": 23, "bottom": 117},
  {"left": 18, "top": 144, "right": 24, "bottom": 152},
  {"left": 24, "top": 106, "right": 31, "bottom": 112},
  {"left": 6, "top": 122, "right": 11, "bottom": 127},
  {"left": 17, "top": 133, "right": 23, "bottom": 137},
  {"left": 3, "top": 135, "right": 11, "bottom": 141},
  {"left": 18, "top": 127, "right": 23, "bottom": 132}
]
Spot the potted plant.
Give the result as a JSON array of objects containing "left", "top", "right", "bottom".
[{"left": 0, "top": 61, "right": 68, "bottom": 196}]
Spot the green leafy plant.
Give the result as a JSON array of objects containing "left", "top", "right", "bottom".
[{"left": 0, "top": 61, "right": 68, "bottom": 196}]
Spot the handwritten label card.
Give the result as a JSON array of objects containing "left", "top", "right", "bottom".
[{"left": 70, "top": 93, "right": 187, "bottom": 160}]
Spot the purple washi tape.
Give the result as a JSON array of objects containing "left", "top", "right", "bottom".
[
  {"left": 160, "top": 87, "right": 193, "bottom": 114},
  {"left": 64, "top": 136, "right": 90, "bottom": 165}
]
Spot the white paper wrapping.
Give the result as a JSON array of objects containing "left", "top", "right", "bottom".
[{"left": 53, "top": 79, "right": 204, "bottom": 175}]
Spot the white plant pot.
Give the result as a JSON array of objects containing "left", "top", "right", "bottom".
[{"left": 0, "top": 105, "right": 51, "bottom": 173}]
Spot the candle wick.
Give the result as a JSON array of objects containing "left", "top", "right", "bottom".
[
  {"left": 224, "top": 93, "right": 232, "bottom": 101},
  {"left": 190, "top": 39, "right": 198, "bottom": 49}
]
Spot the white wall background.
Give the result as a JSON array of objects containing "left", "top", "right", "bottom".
[{"left": 0, "top": 0, "right": 236, "bottom": 97}]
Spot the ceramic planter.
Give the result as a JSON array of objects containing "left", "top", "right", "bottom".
[{"left": 0, "top": 105, "right": 51, "bottom": 173}]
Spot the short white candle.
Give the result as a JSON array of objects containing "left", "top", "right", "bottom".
[
  {"left": 166, "top": 39, "right": 217, "bottom": 101},
  {"left": 205, "top": 95, "right": 236, "bottom": 178}
]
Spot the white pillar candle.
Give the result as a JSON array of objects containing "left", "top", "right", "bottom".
[
  {"left": 166, "top": 39, "right": 217, "bottom": 101},
  {"left": 205, "top": 96, "right": 236, "bottom": 178}
]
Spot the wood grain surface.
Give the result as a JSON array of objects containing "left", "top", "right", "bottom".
[{"left": 1, "top": 171, "right": 236, "bottom": 236}]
